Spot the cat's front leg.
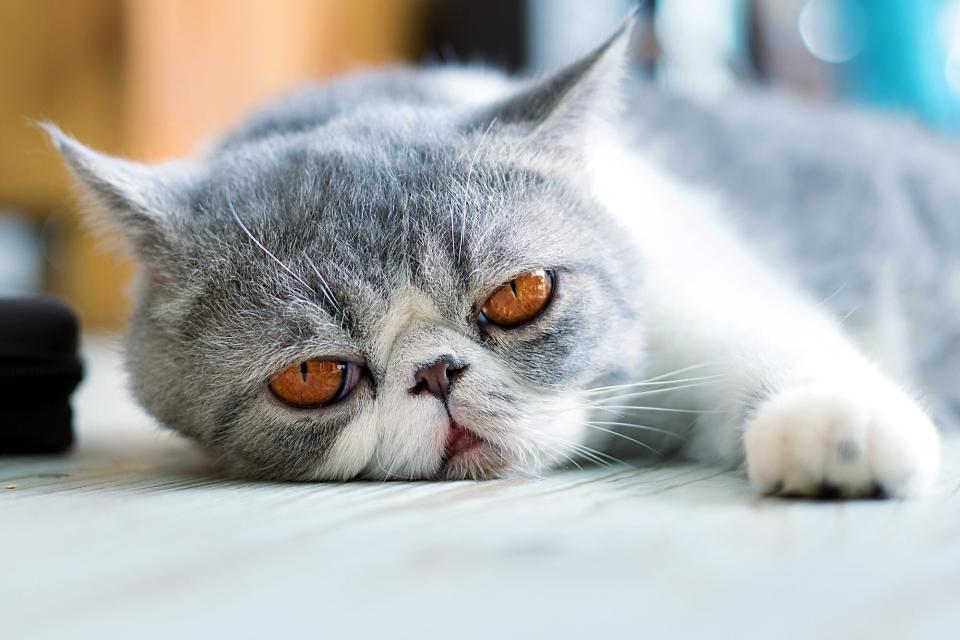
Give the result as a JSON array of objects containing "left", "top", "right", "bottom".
[
  {"left": 742, "top": 364, "right": 940, "bottom": 498},
  {"left": 591, "top": 139, "right": 941, "bottom": 497},
  {"left": 634, "top": 230, "right": 941, "bottom": 498}
]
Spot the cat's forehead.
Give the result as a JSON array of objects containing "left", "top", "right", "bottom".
[
  {"left": 183, "top": 129, "right": 584, "bottom": 344},
  {"left": 195, "top": 129, "right": 570, "bottom": 268},
  {"left": 205, "top": 120, "right": 517, "bottom": 200}
]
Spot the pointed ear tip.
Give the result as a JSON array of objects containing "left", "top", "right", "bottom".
[
  {"left": 35, "top": 121, "right": 85, "bottom": 160},
  {"left": 615, "top": 7, "right": 641, "bottom": 46},
  {"left": 36, "top": 124, "right": 130, "bottom": 184},
  {"left": 35, "top": 120, "right": 63, "bottom": 144},
  {"left": 593, "top": 8, "right": 639, "bottom": 66}
]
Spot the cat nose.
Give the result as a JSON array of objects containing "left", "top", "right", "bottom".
[{"left": 410, "top": 356, "right": 466, "bottom": 400}]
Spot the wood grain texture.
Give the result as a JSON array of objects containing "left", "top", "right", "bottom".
[{"left": 2, "top": 337, "right": 959, "bottom": 639}]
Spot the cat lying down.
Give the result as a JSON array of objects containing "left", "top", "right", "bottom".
[{"left": 48, "top": 16, "right": 956, "bottom": 497}]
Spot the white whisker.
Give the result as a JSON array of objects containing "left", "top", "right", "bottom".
[
  {"left": 586, "top": 421, "right": 686, "bottom": 440},
  {"left": 228, "top": 200, "right": 316, "bottom": 296},
  {"left": 591, "top": 380, "right": 722, "bottom": 403},
  {"left": 539, "top": 441, "right": 584, "bottom": 471},
  {"left": 582, "top": 424, "right": 664, "bottom": 457},
  {"left": 303, "top": 254, "right": 344, "bottom": 315},
  {"left": 538, "top": 433, "right": 629, "bottom": 469},
  {"left": 586, "top": 404, "right": 716, "bottom": 415},
  {"left": 639, "top": 362, "right": 728, "bottom": 382},
  {"left": 586, "top": 373, "right": 726, "bottom": 394},
  {"left": 569, "top": 442, "right": 629, "bottom": 467}
]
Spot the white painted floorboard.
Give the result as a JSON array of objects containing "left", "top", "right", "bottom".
[{"left": 3, "top": 337, "right": 959, "bottom": 639}]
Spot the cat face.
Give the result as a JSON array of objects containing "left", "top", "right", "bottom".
[{"left": 50, "top": 20, "right": 646, "bottom": 479}]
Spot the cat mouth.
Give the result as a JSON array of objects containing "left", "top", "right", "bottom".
[
  {"left": 442, "top": 423, "right": 484, "bottom": 465},
  {"left": 438, "top": 421, "right": 507, "bottom": 480}
]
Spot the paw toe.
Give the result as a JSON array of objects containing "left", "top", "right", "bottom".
[{"left": 744, "top": 383, "right": 940, "bottom": 500}]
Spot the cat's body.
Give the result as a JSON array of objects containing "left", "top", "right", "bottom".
[
  {"left": 628, "top": 86, "right": 960, "bottom": 432},
  {"left": 50, "top": 21, "right": 951, "bottom": 496}
]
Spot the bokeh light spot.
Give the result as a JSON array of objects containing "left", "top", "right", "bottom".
[{"left": 799, "top": 0, "right": 868, "bottom": 64}]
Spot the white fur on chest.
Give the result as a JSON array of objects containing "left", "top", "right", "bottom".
[{"left": 585, "top": 138, "right": 838, "bottom": 348}]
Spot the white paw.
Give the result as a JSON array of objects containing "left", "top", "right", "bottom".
[{"left": 744, "top": 381, "right": 940, "bottom": 498}]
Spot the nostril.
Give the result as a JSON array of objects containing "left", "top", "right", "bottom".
[
  {"left": 409, "top": 356, "right": 466, "bottom": 399},
  {"left": 447, "top": 363, "right": 468, "bottom": 383},
  {"left": 409, "top": 377, "right": 430, "bottom": 395}
]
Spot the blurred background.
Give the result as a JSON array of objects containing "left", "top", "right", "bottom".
[{"left": 3, "top": 0, "right": 960, "bottom": 331}]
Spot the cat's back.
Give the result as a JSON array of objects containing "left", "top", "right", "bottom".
[{"left": 213, "top": 66, "right": 514, "bottom": 151}]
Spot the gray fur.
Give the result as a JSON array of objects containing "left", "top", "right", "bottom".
[{"left": 46, "top": 21, "right": 959, "bottom": 480}]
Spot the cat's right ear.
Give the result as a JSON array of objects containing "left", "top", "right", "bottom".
[
  {"left": 467, "top": 12, "right": 637, "bottom": 156},
  {"left": 42, "top": 124, "right": 189, "bottom": 263}
]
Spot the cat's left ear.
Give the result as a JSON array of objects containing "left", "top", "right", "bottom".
[
  {"left": 470, "top": 12, "right": 637, "bottom": 153},
  {"left": 42, "top": 123, "right": 193, "bottom": 264}
]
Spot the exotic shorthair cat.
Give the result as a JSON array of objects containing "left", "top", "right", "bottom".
[{"left": 48, "top": 18, "right": 959, "bottom": 497}]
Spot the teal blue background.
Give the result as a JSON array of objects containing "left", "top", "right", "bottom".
[{"left": 836, "top": 0, "right": 960, "bottom": 131}]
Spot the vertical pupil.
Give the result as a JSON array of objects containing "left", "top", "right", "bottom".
[{"left": 300, "top": 361, "right": 309, "bottom": 382}]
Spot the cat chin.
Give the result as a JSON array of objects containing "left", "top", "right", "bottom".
[
  {"left": 437, "top": 441, "right": 509, "bottom": 480},
  {"left": 201, "top": 405, "right": 581, "bottom": 482}
]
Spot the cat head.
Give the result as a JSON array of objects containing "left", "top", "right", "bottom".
[{"left": 48, "top": 19, "right": 646, "bottom": 479}]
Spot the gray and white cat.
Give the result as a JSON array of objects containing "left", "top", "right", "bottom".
[{"left": 48, "top": 18, "right": 956, "bottom": 497}]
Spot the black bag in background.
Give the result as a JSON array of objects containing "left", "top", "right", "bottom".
[{"left": 0, "top": 298, "right": 83, "bottom": 454}]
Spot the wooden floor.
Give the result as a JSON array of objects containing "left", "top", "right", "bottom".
[{"left": 3, "top": 338, "right": 959, "bottom": 639}]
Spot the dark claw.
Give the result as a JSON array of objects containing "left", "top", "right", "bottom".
[
  {"left": 817, "top": 483, "right": 843, "bottom": 500},
  {"left": 766, "top": 480, "right": 894, "bottom": 501},
  {"left": 868, "top": 483, "right": 890, "bottom": 500}
]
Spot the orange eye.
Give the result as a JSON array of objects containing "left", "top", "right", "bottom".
[
  {"left": 268, "top": 359, "right": 360, "bottom": 408},
  {"left": 479, "top": 269, "right": 556, "bottom": 328}
]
